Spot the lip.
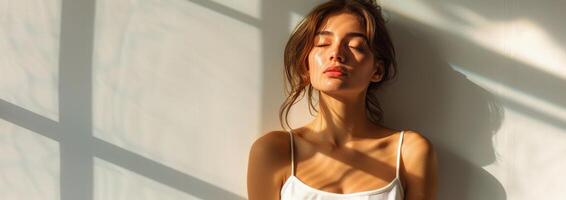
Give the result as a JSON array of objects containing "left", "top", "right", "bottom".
[
  {"left": 323, "top": 65, "right": 347, "bottom": 77},
  {"left": 325, "top": 71, "right": 344, "bottom": 77},
  {"left": 323, "top": 65, "right": 347, "bottom": 74}
]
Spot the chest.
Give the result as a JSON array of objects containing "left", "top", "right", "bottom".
[{"left": 292, "top": 139, "right": 399, "bottom": 194}]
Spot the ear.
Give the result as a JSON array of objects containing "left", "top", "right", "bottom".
[{"left": 370, "top": 61, "right": 384, "bottom": 82}]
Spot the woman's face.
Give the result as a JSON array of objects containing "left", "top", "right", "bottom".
[{"left": 307, "top": 12, "right": 382, "bottom": 95}]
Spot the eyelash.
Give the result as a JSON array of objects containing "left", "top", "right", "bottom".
[
  {"left": 350, "top": 46, "right": 363, "bottom": 50},
  {"left": 315, "top": 44, "right": 364, "bottom": 51}
]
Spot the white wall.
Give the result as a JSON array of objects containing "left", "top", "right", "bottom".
[
  {"left": 379, "top": 1, "right": 566, "bottom": 199},
  {"left": 1, "top": 0, "right": 565, "bottom": 199}
]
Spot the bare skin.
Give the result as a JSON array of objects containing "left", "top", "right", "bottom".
[{"left": 248, "top": 12, "right": 438, "bottom": 200}]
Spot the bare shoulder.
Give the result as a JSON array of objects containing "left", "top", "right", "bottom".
[
  {"left": 248, "top": 131, "right": 291, "bottom": 179},
  {"left": 400, "top": 130, "right": 436, "bottom": 171},
  {"left": 247, "top": 131, "right": 292, "bottom": 199},
  {"left": 399, "top": 130, "right": 439, "bottom": 199},
  {"left": 250, "top": 130, "right": 291, "bottom": 158},
  {"left": 401, "top": 130, "right": 434, "bottom": 154}
]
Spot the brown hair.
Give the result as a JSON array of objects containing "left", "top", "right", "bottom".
[{"left": 279, "top": 0, "right": 397, "bottom": 131}]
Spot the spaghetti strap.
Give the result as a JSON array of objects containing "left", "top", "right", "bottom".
[
  {"left": 395, "top": 131, "right": 405, "bottom": 178},
  {"left": 288, "top": 130, "right": 295, "bottom": 176}
]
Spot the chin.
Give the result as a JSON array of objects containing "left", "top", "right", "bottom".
[
  {"left": 315, "top": 84, "right": 345, "bottom": 92},
  {"left": 318, "top": 87, "right": 352, "bottom": 95},
  {"left": 319, "top": 86, "right": 366, "bottom": 96}
]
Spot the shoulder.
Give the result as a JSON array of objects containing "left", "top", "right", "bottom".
[
  {"left": 248, "top": 130, "right": 292, "bottom": 172},
  {"left": 401, "top": 130, "right": 434, "bottom": 155},
  {"left": 250, "top": 130, "right": 291, "bottom": 158},
  {"left": 247, "top": 130, "right": 292, "bottom": 199},
  {"left": 399, "top": 130, "right": 437, "bottom": 177},
  {"left": 399, "top": 130, "right": 436, "bottom": 171},
  {"left": 399, "top": 130, "right": 439, "bottom": 198}
]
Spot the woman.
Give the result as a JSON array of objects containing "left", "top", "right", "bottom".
[{"left": 247, "top": 0, "right": 437, "bottom": 199}]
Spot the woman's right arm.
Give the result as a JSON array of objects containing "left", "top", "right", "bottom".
[{"left": 247, "top": 131, "right": 289, "bottom": 200}]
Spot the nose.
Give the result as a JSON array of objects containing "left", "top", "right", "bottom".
[{"left": 329, "top": 45, "right": 346, "bottom": 63}]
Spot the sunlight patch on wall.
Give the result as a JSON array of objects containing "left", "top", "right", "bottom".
[
  {"left": 382, "top": 1, "right": 452, "bottom": 30},
  {"left": 383, "top": 2, "right": 566, "bottom": 81},
  {"left": 0, "top": 119, "right": 60, "bottom": 200},
  {"left": 448, "top": 4, "right": 566, "bottom": 81},
  {"left": 0, "top": 0, "right": 60, "bottom": 121},
  {"left": 94, "top": 158, "right": 201, "bottom": 200},
  {"left": 450, "top": 64, "right": 566, "bottom": 123}
]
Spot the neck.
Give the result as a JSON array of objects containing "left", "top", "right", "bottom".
[{"left": 306, "top": 90, "right": 377, "bottom": 147}]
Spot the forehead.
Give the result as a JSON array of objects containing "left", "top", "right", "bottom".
[{"left": 317, "top": 12, "right": 366, "bottom": 37}]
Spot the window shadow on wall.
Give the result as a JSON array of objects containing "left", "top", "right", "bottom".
[{"left": 2, "top": 0, "right": 251, "bottom": 199}]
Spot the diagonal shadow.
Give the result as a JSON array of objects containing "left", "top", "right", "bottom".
[
  {"left": 0, "top": 99, "right": 60, "bottom": 141},
  {"left": 187, "top": 0, "right": 261, "bottom": 28},
  {"left": 92, "top": 138, "right": 244, "bottom": 199}
]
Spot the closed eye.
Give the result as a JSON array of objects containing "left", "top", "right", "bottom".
[{"left": 349, "top": 46, "right": 364, "bottom": 51}]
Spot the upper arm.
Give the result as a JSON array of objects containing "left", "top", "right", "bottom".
[
  {"left": 401, "top": 130, "right": 438, "bottom": 200},
  {"left": 247, "top": 131, "right": 290, "bottom": 200}
]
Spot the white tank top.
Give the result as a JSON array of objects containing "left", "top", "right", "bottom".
[{"left": 280, "top": 130, "right": 405, "bottom": 200}]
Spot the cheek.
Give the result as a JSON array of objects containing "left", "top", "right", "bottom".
[
  {"left": 308, "top": 49, "right": 325, "bottom": 71},
  {"left": 307, "top": 50, "right": 323, "bottom": 83},
  {"left": 353, "top": 52, "right": 372, "bottom": 64},
  {"left": 356, "top": 53, "right": 375, "bottom": 70}
]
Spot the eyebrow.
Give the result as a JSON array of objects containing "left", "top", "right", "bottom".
[{"left": 316, "top": 30, "right": 368, "bottom": 41}]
